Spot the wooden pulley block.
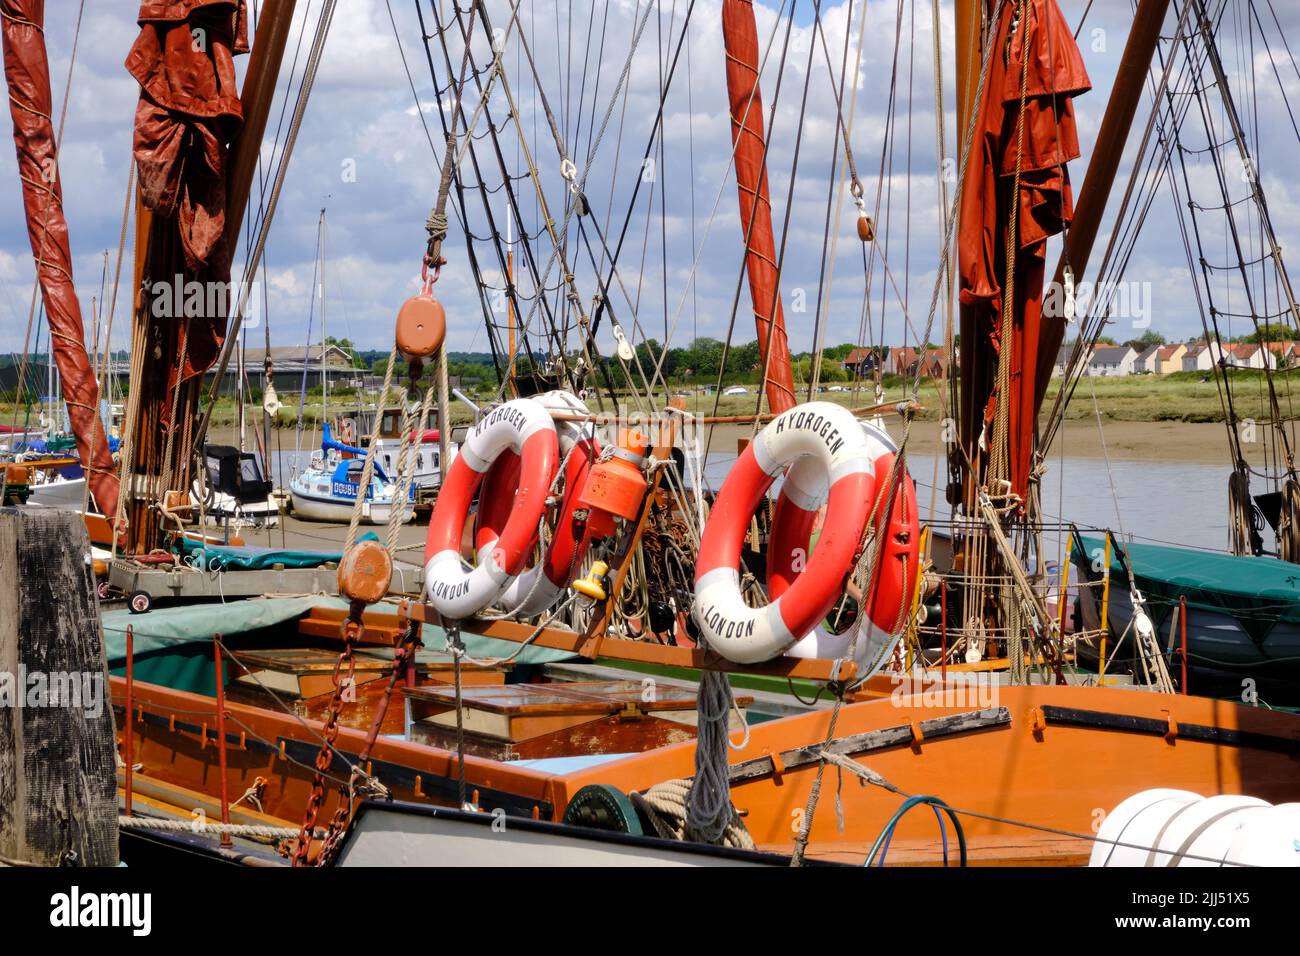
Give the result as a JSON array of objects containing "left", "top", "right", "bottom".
[
  {"left": 337, "top": 538, "right": 393, "bottom": 605},
  {"left": 857, "top": 214, "right": 876, "bottom": 242},
  {"left": 395, "top": 293, "right": 447, "bottom": 360}
]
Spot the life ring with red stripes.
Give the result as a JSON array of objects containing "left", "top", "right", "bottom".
[
  {"left": 424, "top": 398, "right": 558, "bottom": 619},
  {"left": 476, "top": 391, "right": 601, "bottom": 616},
  {"left": 691, "top": 403, "right": 878, "bottom": 664},
  {"left": 766, "top": 422, "right": 919, "bottom": 677}
]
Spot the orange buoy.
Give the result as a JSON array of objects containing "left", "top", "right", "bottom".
[{"left": 578, "top": 430, "right": 650, "bottom": 538}]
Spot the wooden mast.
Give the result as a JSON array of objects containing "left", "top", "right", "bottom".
[
  {"left": 123, "top": 0, "right": 297, "bottom": 552},
  {"left": 951, "top": 0, "right": 981, "bottom": 503},
  {"left": 953, "top": 0, "right": 983, "bottom": 170},
  {"left": 224, "top": 1, "right": 298, "bottom": 256}
]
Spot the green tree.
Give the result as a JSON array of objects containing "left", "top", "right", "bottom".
[
  {"left": 1123, "top": 329, "right": 1165, "bottom": 351},
  {"left": 1247, "top": 323, "right": 1290, "bottom": 344}
]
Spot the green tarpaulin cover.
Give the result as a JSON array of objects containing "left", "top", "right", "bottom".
[
  {"left": 102, "top": 596, "right": 579, "bottom": 695},
  {"left": 174, "top": 532, "right": 379, "bottom": 571},
  {"left": 1074, "top": 535, "right": 1300, "bottom": 642}
]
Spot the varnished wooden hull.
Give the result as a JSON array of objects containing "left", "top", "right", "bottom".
[{"left": 112, "top": 674, "right": 1300, "bottom": 866}]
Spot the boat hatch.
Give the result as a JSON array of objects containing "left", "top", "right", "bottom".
[{"left": 401, "top": 680, "right": 753, "bottom": 762}]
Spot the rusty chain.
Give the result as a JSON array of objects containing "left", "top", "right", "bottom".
[{"left": 292, "top": 607, "right": 362, "bottom": 866}]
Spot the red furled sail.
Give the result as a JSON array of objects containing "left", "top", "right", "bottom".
[
  {"left": 2, "top": 0, "right": 119, "bottom": 517},
  {"left": 721, "top": 0, "right": 796, "bottom": 415},
  {"left": 126, "top": 0, "right": 247, "bottom": 424},
  {"left": 957, "top": 0, "right": 1089, "bottom": 504}
]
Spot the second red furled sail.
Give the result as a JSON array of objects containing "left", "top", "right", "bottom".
[{"left": 721, "top": 0, "right": 797, "bottom": 415}]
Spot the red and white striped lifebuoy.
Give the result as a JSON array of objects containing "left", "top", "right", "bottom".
[
  {"left": 476, "top": 391, "right": 601, "bottom": 616},
  {"left": 691, "top": 403, "right": 879, "bottom": 664},
  {"left": 766, "top": 421, "right": 919, "bottom": 677},
  {"left": 424, "top": 398, "right": 558, "bottom": 619}
]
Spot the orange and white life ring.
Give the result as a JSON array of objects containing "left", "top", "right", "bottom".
[
  {"left": 477, "top": 391, "right": 601, "bottom": 616},
  {"left": 691, "top": 403, "right": 878, "bottom": 664},
  {"left": 766, "top": 422, "right": 919, "bottom": 677},
  {"left": 424, "top": 398, "right": 558, "bottom": 619}
]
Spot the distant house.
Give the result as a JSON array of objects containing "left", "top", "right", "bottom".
[
  {"left": 1051, "top": 343, "right": 1094, "bottom": 377},
  {"left": 886, "top": 346, "right": 947, "bottom": 378},
  {"left": 1153, "top": 343, "right": 1186, "bottom": 374},
  {"left": 1182, "top": 341, "right": 1218, "bottom": 372},
  {"left": 1266, "top": 341, "right": 1300, "bottom": 368},
  {"left": 920, "top": 348, "right": 948, "bottom": 377},
  {"left": 1088, "top": 345, "right": 1137, "bottom": 377},
  {"left": 1222, "top": 342, "right": 1275, "bottom": 370},
  {"left": 1134, "top": 344, "right": 1161, "bottom": 374},
  {"left": 103, "top": 342, "right": 360, "bottom": 396},
  {"left": 242, "top": 343, "right": 357, "bottom": 370},
  {"left": 842, "top": 346, "right": 886, "bottom": 377},
  {"left": 890, "top": 347, "right": 920, "bottom": 376}
]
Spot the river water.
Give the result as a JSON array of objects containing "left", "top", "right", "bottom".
[
  {"left": 269, "top": 431, "right": 1235, "bottom": 555},
  {"left": 701, "top": 451, "right": 1234, "bottom": 554}
]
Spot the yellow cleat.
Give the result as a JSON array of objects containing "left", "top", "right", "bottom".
[{"left": 572, "top": 560, "right": 610, "bottom": 601}]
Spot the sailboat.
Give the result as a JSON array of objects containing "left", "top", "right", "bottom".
[
  {"left": 334, "top": 405, "right": 461, "bottom": 500},
  {"left": 288, "top": 422, "right": 415, "bottom": 524}
]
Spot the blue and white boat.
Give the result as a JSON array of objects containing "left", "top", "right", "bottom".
[{"left": 288, "top": 424, "right": 415, "bottom": 525}]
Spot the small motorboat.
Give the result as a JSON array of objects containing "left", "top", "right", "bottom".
[
  {"left": 197, "top": 443, "right": 282, "bottom": 529},
  {"left": 288, "top": 424, "right": 414, "bottom": 524}
]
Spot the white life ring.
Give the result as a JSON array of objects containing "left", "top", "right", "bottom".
[
  {"left": 766, "top": 422, "right": 919, "bottom": 678},
  {"left": 691, "top": 402, "right": 878, "bottom": 664},
  {"left": 486, "top": 391, "right": 601, "bottom": 616},
  {"left": 423, "top": 398, "right": 558, "bottom": 619}
]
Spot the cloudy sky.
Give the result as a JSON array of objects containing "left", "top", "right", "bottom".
[{"left": 2, "top": 0, "right": 1298, "bottom": 367}]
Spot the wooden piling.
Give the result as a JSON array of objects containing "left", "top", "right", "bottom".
[{"left": 0, "top": 508, "right": 118, "bottom": 866}]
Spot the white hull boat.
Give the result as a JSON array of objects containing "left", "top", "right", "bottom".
[{"left": 288, "top": 425, "right": 414, "bottom": 525}]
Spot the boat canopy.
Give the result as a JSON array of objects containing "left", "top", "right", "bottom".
[
  {"left": 322, "top": 422, "right": 372, "bottom": 459},
  {"left": 1074, "top": 535, "right": 1300, "bottom": 643},
  {"left": 101, "top": 595, "right": 579, "bottom": 695},
  {"left": 330, "top": 457, "right": 391, "bottom": 487}
]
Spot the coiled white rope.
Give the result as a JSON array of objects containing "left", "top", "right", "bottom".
[
  {"left": 117, "top": 816, "right": 315, "bottom": 841},
  {"left": 635, "top": 778, "right": 755, "bottom": 851}
]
